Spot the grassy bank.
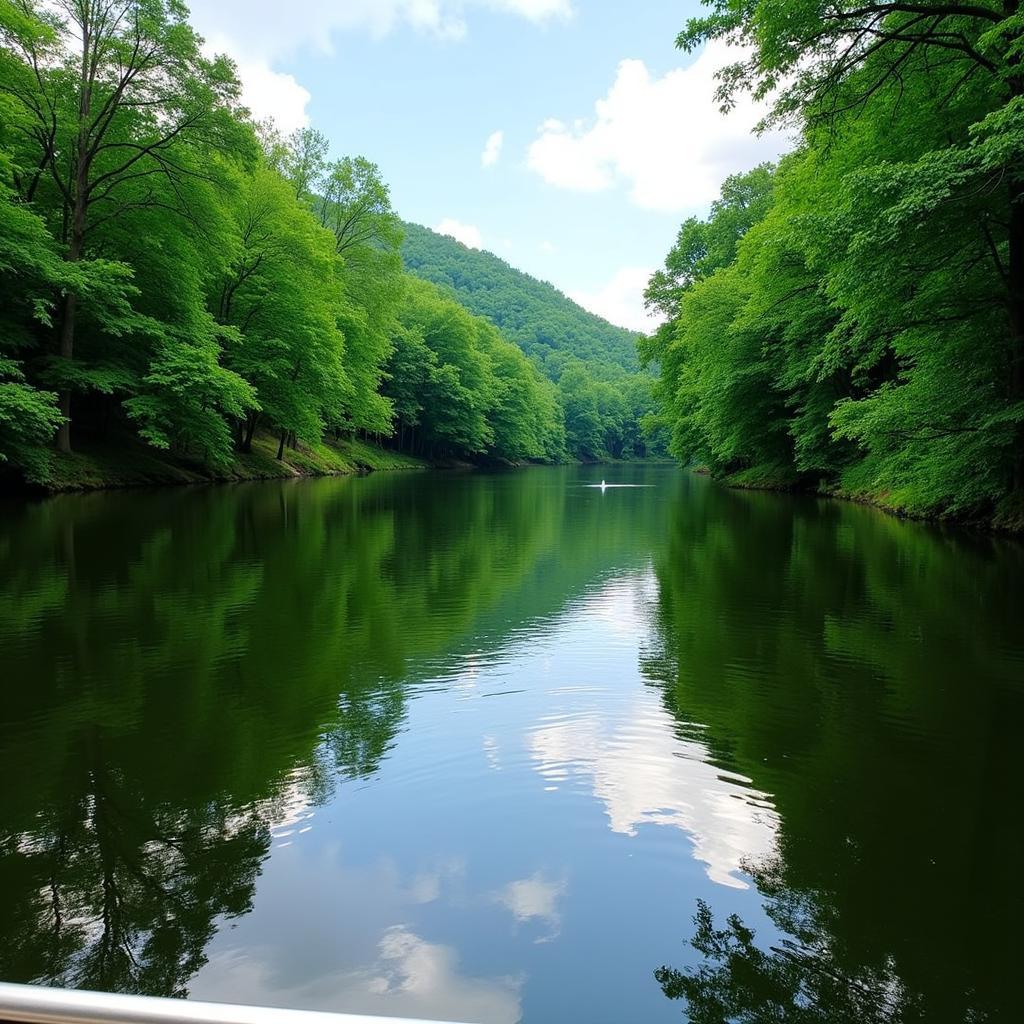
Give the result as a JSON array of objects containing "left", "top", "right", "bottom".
[
  {"left": 708, "top": 464, "right": 1024, "bottom": 533},
  {"left": 7, "top": 434, "right": 427, "bottom": 495}
]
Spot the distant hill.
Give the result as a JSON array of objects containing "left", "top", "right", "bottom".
[{"left": 401, "top": 222, "right": 640, "bottom": 378}]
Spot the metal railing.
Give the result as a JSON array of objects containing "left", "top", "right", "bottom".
[{"left": 0, "top": 984, "right": 469, "bottom": 1024}]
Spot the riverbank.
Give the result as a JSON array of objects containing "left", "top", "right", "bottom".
[
  {"left": 3, "top": 434, "right": 428, "bottom": 495},
  {"left": 710, "top": 463, "right": 1024, "bottom": 533},
  {"left": 2, "top": 434, "right": 673, "bottom": 496}
]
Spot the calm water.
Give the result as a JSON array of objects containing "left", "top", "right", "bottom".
[{"left": 2, "top": 465, "right": 1023, "bottom": 1024}]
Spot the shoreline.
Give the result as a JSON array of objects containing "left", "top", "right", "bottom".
[
  {"left": 1, "top": 435, "right": 429, "bottom": 498},
  {"left": 13, "top": 442, "right": 1008, "bottom": 535},
  {"left": 1, "top": 436, "right": 668, "bottom": 498},
  {"left": 708, "top": 467, "right": 1024, "bottom": 535}
]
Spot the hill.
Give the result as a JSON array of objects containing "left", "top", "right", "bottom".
[{"left": 401, "top": 222, "right": 641, "bottom": 378}]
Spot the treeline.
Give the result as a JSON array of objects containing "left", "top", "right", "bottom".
[
  {"left": 403, "top": 222, "right": 667, "bottom": 459},
  {"left": 0, "top": 1, "right": 645, "bottom": 484},
  {"left": 644, "top": 0, "right": 1024, "bottom": 528}
]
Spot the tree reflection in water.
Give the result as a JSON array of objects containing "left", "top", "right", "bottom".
[
  {"left": 0, "top": 761, "right": 270, "bottom": 996},
  {"left": 644, "top": 483, "right": 1024, "bottom": 1024},
  {"left": 0, "top": 467, "right": 665, "bottom": 999},
  {"left": 658, "top": 866, "right": 927, "bottom": 1024}
]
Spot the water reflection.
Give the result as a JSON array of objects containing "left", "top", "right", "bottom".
[
  {"left": 526, "top": 572, "right": 779, "bottom": 889},
  {"left": 657, "top": 885, "right": 918, "bottom": 1024},
  {"left": 493, "top": 873, "right": 567, "bottom": 943},
  {"left": 644, "top": 483, "right": 1024, "bottom": 1023},
  {"left": 0, "top": 467, "right": 671, "bottom": 1015},
  {"left": 530, "top": 702, "right": 778, "bottom": 890},
  {"left": 1, "top": 467, "right": 1022, "bottom": 1024},
  {"left": 191, "top": 844, "right": 524, "bottom": 1024}
]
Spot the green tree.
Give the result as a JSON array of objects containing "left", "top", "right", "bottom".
[
  {"left": 0, "top": 0, "right": 243, "bottom": 452},
  {"left": 660, "top": 0, "right": 1024, "bottom": 523},
  {"left": 215, "top": 160, "right": 347, "bottom": 459}
]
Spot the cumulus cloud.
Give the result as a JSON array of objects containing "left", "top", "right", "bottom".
[
  {"left": 196, "top": 927, "right": 522, "bottom": 1024},
  {"left": 196, "top": 29, "right": 312, "bottom": 132},
  {"left": 187, "top": 1, "right": 573, "bottom": 134},
  {"left": 527, "top": 41, "right": 789, "bottom": 213},
  {"left": 526, "top": 578, "right": 780, "bottom": 890},
  {"left": 529, "top": 701, "right": 779, "bottom": 890},
  {"left": 435, "top": 218, "right": 484, "bottom": 249},
  {"left": 494, "top": 872, "right": 566, "bottom": 942},
  {"left": 569, "top": 267, "right": 661, "bottom": 333},
  {"left": 189, "top": 1, "right": 572, "bottom": 64},
  {"left": 494, "top": 0, "right": 572, "bottom": 18},
  {"left": 190, "top": 847, "right": 521, "bottom": 1023},
  {"left": 481, "top": 129, "right": 504, "bottom": 168},
  {"left": 233, "top": 60, "right": 311, "bottom": 133}
]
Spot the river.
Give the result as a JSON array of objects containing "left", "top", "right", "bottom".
[{"left": 1, "top": 465, "right": 1022, "bottom": 1023}]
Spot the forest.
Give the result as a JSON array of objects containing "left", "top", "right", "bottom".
[
  {"left": 644, "top": 0, "right": 1024, "bottom": 529},
  {"left": 403, "top": 222, "right": 666, "bottom": 460},
  {"left": 0, "top": 0, "right": 653, "bottom": 489}
]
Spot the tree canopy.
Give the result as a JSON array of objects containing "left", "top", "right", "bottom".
[
  {"left": 645, "top": 0, "right": 1024, "bottom": 527},
  {"left": 402, "top": 221, "right": 666, "bottom": 460},
  {"left": 0, "top": 1, "right": 662, "bottom": 485}
]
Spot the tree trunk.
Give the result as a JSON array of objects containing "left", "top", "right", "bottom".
[
  {"left": 56, "top": 289, "right": 77, "bottom": 453},
  {"left": 243, "top": 412, "right": 260, "bottom": 453},
  {"left": 56, "top": 210, "right": 83, "bottom": 453},
  {"left": 56, "top": 25, "right": 92, "bottom": 454},
  {"left": 276, "top": 430, "right": 286, "bottom": 460},
  {"left": 1008, "top": 161, "right": 1024, "bottom": 494}
]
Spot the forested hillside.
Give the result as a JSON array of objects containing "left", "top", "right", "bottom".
[
  {"left": 644, "top": 1, "right": 1024, "bottom": 530},
  {"left": 0, "top": 0, "right": 658, "bottom": 489},
  {"left": 402, "top": 221, "right": 665, "bottom": 459},
  {"left": 402, "top": 222, "right": 640, "bottom": 374}
]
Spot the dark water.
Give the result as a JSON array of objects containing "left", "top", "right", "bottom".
[{"left": 1, "top": 466, "right": 1022, "bottom": 1024}]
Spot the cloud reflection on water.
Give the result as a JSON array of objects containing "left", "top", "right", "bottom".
[{"left": 527, "top": 575, "right": 780, "bottom": 890}]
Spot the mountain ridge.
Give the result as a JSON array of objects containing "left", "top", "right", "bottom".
[{"left": 400, "top": 221, "right": 641, "bottom": 379}]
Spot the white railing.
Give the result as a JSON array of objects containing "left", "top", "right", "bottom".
[{"left": 0, "top": 984, "right": 469, "bottom": 1024}]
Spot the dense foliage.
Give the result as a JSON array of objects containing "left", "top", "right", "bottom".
[
  {"left": 403, "top": 221, "right": 666, "bottom": 459},
  {"left": 644, "top": 0, "right": 1024, "bottom": 527},
  {"left": 403, "top": 221, "right": 640, "bottom": 372},
  {"left": 0, "top": 0, "right": 654, "bottom": 484},
  {"left": 385, "top": 275, "right": 566, "bottom": 462}
]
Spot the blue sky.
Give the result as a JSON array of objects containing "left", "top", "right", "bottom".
[{"left": 187, "top": 1, "right": 789, "bottom": 331}]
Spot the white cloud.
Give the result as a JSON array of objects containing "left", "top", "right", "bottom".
[
  {"left": 191, "top": 846, "right": 521, "bottom": 1023},
  {"left": 187, "top": 1, "right": 573, "bottom": 134},
  {"left": 406, "top": 858, "right": 465, "bottom": 904},
  {"left": 189, "top": 1, "right": 572, "bottom": 64},
  {"left": 539, "top": 239, "right": 557, "bottom": 253},
  {"left": 569, "top": 266, "right": 661, "bottom": 333},
  {"left": 435, "top": 218, "right": 483, "bottom": 249},
  {"left": 529, "top": 702, "right": 779, "bottom": 890},
  {"left": 493, "top": 0, "right": 572, "bottom": 19},
  {"left": 198, "top": 30, "right": 312, "bottom": 133},
  {"left": 494, "top": 873, "right": 566, "bottom": 942},
  {"left": 527, "top": 41, "right": 789, "bottom": 213},
  {"left": 526, "top": 578, "right": 780, "bottom": 891},
  {"left": 235, "top": 60, "right": 312, "bottom": 134},
  {"left": 481, "top": 129, "right": 504, "bottom": 168},
  {"left": 197, "top": 927, "right": 522, "bottom": 1024}
]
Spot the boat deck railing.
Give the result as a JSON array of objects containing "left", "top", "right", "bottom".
[{"left": 0, "top": 983, "right": 469, "bottom": 1024}]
